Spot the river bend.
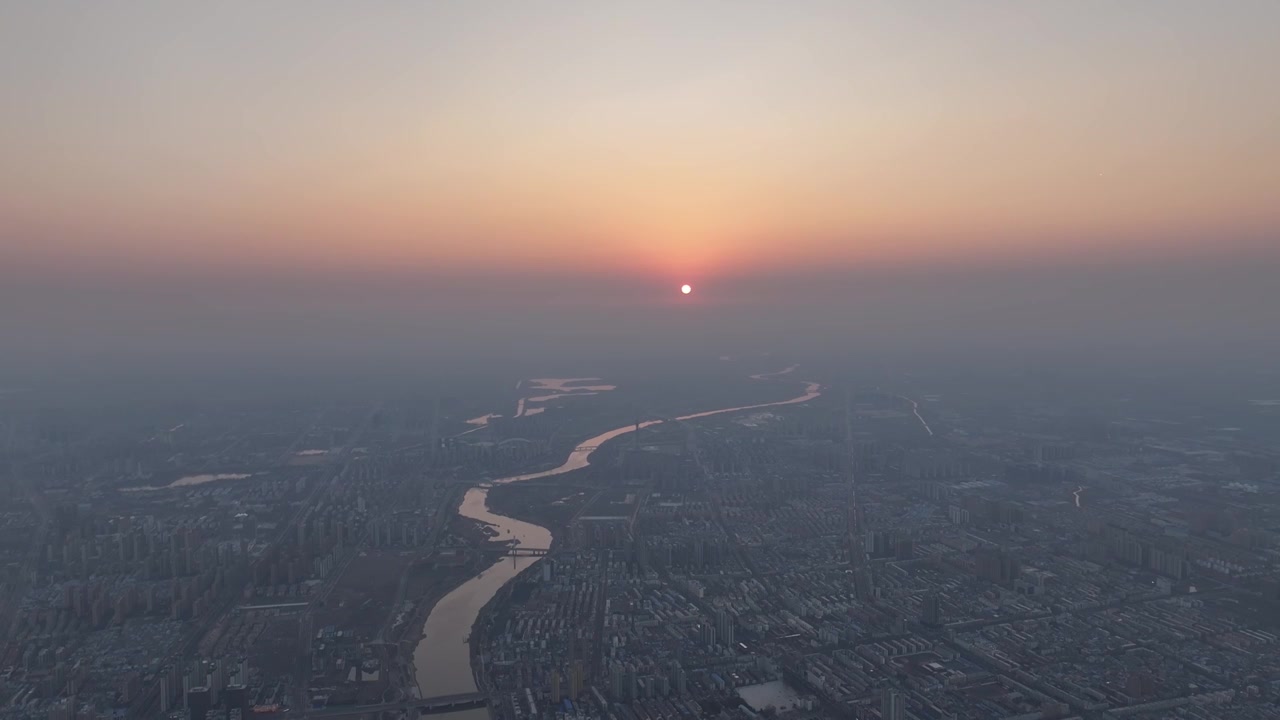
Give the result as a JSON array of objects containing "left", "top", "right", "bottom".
[{"left": 412, "top": 378, "right": 822, "bottom": 707}]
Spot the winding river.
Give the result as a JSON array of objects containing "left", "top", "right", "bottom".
[{"left": 411, "top": 377, "right": 823, "bottom": 711}]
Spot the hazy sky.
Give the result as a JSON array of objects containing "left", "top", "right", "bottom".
[
  {"left": 2, "top": 3, "right": 1278, "bottom": 380},
  {"left": 4, "top": 1, "right": 1278, "bottom": 281}
]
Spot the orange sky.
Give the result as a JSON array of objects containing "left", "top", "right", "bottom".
[{"left": 2, "top": 2, "right": 1278, "bottom": 282}]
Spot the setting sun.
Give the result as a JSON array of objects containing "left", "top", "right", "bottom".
[{"left": 681, "top": 284, "right": 692, "bottom": 295}]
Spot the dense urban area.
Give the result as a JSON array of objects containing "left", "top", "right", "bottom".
[{"left": 2, "top": 363, "right": 1279, "bottom": 720}]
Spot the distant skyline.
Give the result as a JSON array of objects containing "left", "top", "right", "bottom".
[{"left": 3, "top": 1, "right": 1278, "bottom": 284}]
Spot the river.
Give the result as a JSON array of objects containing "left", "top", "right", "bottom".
[{"left": 411, "top": 378, "right": 823, "bottom": 712}]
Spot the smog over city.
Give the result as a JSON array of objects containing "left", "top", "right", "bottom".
[{"left": 2, "top": 3, "right": 1280, "bottom": 720}]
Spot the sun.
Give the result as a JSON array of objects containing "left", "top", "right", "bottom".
[{"left": 681, "top": 284, "right": 692, "bottom": 295}]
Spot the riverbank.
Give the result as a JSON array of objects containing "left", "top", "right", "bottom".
[
  {"left": 412, "top": 487, "right": 553, "bottom": 699},
  {"left": 393, "top": 517, "right": 514, "bottom": 697},
  {"left": 466, "top": 541, "right": 558, "bottom": 694},
  {"left": 466, "top": 478, "right": 590, "bottom": 687}
]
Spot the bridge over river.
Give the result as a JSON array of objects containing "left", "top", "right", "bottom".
[
  {"left": 439, "top": 544, "right": 550, "bottom": 557},
  {"left": 300, "top": 691, "right": 486, "bottom": 718}
]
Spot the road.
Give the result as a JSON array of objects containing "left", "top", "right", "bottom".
[{"left": 896, "top": 394, "right": 934, "bottom": 437}]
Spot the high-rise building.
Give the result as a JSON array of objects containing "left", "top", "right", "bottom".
[
  {"left": 655, "top": 674, "right": 670, "bottom": 696},
  {"left": 1126, "top": 671, "right": 1157, "bottom": 699},
  {"left": 550, "top": 670, "right": 562, "bottom": 704},
  {"left": 881, "top": 687, "right": 905, "bottom": 720},
  {"left": 570, "top": 660, "right": 583, "bottom": 700},
  {"left": 159, "top": 676, "right": 171, "bottom": 713},
  {"left": 845, "top": 390, "right": 865, "bottom": 567},
  {"left": 715, "top": 609, "right": 735, "bottom": 648},
  {"left": 1148, "top": 545, "right": 1189, "bottom": 580},
  {"left": 225, "top": 685, "right": 248, "bottom": 714},
  {"left": 975, "top": 546, "right": 1020, "bottom": 585},
  {"left": 46, "top": 700, "right": 73, "bottom": 720},
  {"left": 895, "top": 538, "right": 915, "bottom": 560},
  {"left": 610, "top": 664, "right": 626, "bottom": 701},
  {"left": 920, "top": 592, "right": 941, "bottom": 627},
  {"left": 670, "top": 660, "right": 687, "bottom": 696},
  {"left": 853, "top": 567, "right": 875, "bottom": 600},
  {"left": 866, "top": 529, "right": 897, "bottom": 558},
  {"left": 187, "top": 686, "right": 211, "bottom": 720},
  {"left": 118, "top": 672, "right": 142, "bottom": 705},
  {"left": 698, "top": 622, "right": 716, "bottom": 648},
  {"left": 208, "top": 662, "right": 226, "bottom": 706}
]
